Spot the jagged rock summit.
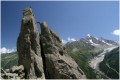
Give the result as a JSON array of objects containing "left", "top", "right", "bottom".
[
  {"left": 17, "top": 7, "right": 45, "bottom": 79},
  {"left": 1, "top": 7, "right": 86, "bottom": 79}
]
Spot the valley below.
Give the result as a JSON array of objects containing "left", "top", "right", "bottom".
[{"left": 89, "top": 46, "right": 118, "bottom": 78}]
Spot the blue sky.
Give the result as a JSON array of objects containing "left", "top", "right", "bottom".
[{"left": 1, "top": 1, "right": 119, "bottom": 51}]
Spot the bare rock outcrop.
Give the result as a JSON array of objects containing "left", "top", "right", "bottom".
[
  {"left": 17, "top": 8, "right": 45, "bottom": 79},
  {"left": 40, "top": 22, "right": 86, "bottom": 79},
  {"left": 1, "top": 65, "right": 25, "bottom": 79}
]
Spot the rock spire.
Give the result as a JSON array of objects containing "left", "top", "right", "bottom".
[{"left": 17, "top": 7, "right": 45, "bottom": 79}]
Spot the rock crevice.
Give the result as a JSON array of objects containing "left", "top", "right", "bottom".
[{"left": 40, "top": 38, "right": 48, "bottom": 78}]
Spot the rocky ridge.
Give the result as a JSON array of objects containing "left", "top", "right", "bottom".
[{"left": 40, "top": 22, "right": 85, "bottom": 79}]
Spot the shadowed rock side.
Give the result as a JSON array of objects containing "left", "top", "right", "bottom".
[
  {"left": 40, "top": 22, "right": 86, "bottom": 79},
  {"left": 17, "top": 8, "right": 45, "bottom": 79}
]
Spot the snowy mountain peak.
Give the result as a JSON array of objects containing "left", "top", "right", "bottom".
[
  {"left": 87, "top": 34, "right": 91, "bottom": 37},
  {"left": 95, "top": 37, "right": 99, "bottom": 40},
  {"left": 66, "top": 34, "right": 118, "bottom": 49},
  {"left": 84, "top": 34, "right": 118, "bottom": 47}
]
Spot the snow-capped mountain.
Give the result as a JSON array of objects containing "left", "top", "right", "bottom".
[
  {"left": 65, "top": 34, "right": 118, "bottom": 52},
  {"left": 80, "top": 34, "right": 118, "bottom": 47}
]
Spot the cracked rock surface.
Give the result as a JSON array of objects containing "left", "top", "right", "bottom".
[{"left": 40, "top": 21, "right": 86, "bottom": 79}]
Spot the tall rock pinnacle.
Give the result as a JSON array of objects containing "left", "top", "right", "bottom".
[
  {"left": 16, "top": 7, "right": 86, "bottom": 79},
  {"left": 17, "top": 7, "right": 45, "bottom": 79},
  {"left": 40, "top": 21, "right": 86, "bottom": 79}
]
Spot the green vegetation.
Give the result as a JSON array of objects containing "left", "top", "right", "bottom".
[
  {"left": 1, "top": 52, "right": 18, "bottom": 69},
  {"left": 99, "top": 47, "right": 119, "bottom": 79},
  {"left": 65, "top": 42, "right": 107, "bottom": 79},
  {"left": 67, "top": 50, "right": 108, "bottom": 79}
]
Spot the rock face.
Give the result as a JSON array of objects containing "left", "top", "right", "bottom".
[
  {"left": 40, "top": 22, "right": 86, "bottom": 79},
  {"left": 17, "top": 8, "right": 45, "bottom": 79}
]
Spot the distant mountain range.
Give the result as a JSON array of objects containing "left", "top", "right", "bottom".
[
  {"left": 66, "top": 34, "right": 118, "bottom": 50},
  {"left": 85, "top": 34, "right": 117, "bottom": 46}
]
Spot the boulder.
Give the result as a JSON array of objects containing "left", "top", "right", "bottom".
[
  {"left": 5, "top": 69, "right": 10, "bottom": 73},
  {"left": 1, "top": 65, "right": 25, "bottom": 79},
  {"left": 17, "top": 7, "right": 45, "bottom": 79},
  {"left": 10, "top": 65, "right": 24, "bottom": 73},
  {"left": 40, "top": 22, "right": 86, "bottom": 79},
  {"left": 5, "top": 73, "right": 18, "bottom": 78}
]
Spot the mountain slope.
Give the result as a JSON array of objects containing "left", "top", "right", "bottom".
[
  {"left": 65, "top": 45, "right": 107, "bottom": 78},
  {"left": 65, "top": 34, "right": 118, "bottom": 79},
  {"left": 65, "top": 40, "right": 105, "bottom": 78},
  {"left": 1, "top": 52, "right": 18, "bottom": 69},
  {"left": 66, "top": 50, "right": 106, "bottom": 79},
  {"left": 99, "top": 47, "right": 119, "bottom": 79}
]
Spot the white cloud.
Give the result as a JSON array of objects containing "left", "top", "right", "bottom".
[
  {"left": 0, "top": 47, "right": 16, "bottom": 54},
  {"left": 112, "top": 29, "right": 120, "bottom": 36},
  {"left": 67, "top": 37, "right": 76, "bottom": 42},
  {"left": 62, "top": 39, "right": 67, "bottom": 44},
  {"left": 62, "top": 37, "right": 77, "bottom": 44}
]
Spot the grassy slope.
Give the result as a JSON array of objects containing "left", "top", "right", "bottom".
[
  {"left": 99, "top": 47, "right": 119, "bottom": 79},
  {"left": 67, "top": 50, "right": 108, "bottom": 79},
  {"left": 65, "top": 41, "right": 107, "bottom": 79},
  {"left": 1, "top": 52, "right": 18, "bottom": 69}
]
